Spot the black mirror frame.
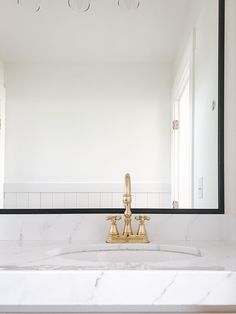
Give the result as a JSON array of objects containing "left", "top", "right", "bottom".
[{"left": 0, "top": 0, "right": 225, "bottom": 215}]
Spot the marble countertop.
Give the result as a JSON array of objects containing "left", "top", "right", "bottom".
[
  {"left": 0, "top": 240, "right": 236, "bottom": 312},
  {"left": 0, "top": 240, "right": 236, "bottom": 271}
]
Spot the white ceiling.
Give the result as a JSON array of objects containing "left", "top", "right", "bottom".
[{"left": 0, "top": 0, "right": 198, "bottom": 64}]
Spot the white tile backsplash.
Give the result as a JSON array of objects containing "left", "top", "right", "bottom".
[
  {"left": 76, "top": 193, "right": 89, "bottom": 208},
  {"left": 147, "top": 192, "right": 160, "bottom": 208},
  {"left": 64, "top": 193, "right": 77, "bottom": 208},
  {"left": 112, "top": 193, "right": 123, "bottom": 208},
  {"left": 135, "top": 193, "right": 148, "bottom": 208},
  {"left": 52, "top": 193, "right": 65, "bottom": 209},
  {"left": 160, "top": 193, "right": 172, "bottom": 208},
  {"left": 88, "top": 193, "right": 101, "bottom": 208},
  {"left": 4, "top": 191, "right": 171, "bottom": 209},
  {"left": 41, "top": 193, "right": 53, "bottom": 208},
  {"left": 100, "top": 193, "right": 113, "bottom": 209},
  {"left": 4, "top": 193, "right": 17, "bottom": 209},
  {"left": 16, "top": 193, "right": 28, "bottom": 209},
  {"left": 28, "top": 193, "right": 41, "bottom": 209},
  {"left": 4, "top": 182, "right": 171, "bottom": 209}
]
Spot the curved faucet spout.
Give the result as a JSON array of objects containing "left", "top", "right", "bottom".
[
  {"left": 123, "top": 173, "right": 132, "bottom": 218},
  {"left": 125, "top": 173, "right": 131, "bottom": 195}
]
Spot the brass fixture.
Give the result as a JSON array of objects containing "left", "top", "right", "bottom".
[
  {"left": 106, "top": 173, "right": 150, "bottom": 243},
  {"left": 106, "top": 216, "right": 121, "bottom": 237}
]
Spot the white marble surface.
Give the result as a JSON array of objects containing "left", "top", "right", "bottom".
[
  {"left": 0, "top": 241, "right": 235, "bottom": 271},
  {"left": 0, "top": 240, "right": 236, "bottom": 312},
  {"left": 0, "top": 214, "right": 236, "bottom": 242},
  {"left": 0, "top": 214, "right": 236, "bottom": 312}
]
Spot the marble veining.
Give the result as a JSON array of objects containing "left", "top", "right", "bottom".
[
  {"left": 0, "top": 214, "right": 236, "bottom": 242},
  {"left": 0, "top": 240, "right": 235, "bottom": 312},
  {"left": 0, "top": 269, "right": 236, "bottom": 309},
  {"left": 0, "top": 219, "right": 235, "bottom": 312},
  {"left": 152, "top": 272, "right": 178, "bottom": 304}
]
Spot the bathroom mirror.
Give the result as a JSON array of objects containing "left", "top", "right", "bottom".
[{"left": 0, "top": 0, "right": 224, "bottom": 214}]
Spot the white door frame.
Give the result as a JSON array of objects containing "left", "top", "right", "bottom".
[
  {"left": 171, "top": 32, "right": 195, "bottom": 209},
  {"left": 0, "top": 84, "right": 5, "bottom": 208}
]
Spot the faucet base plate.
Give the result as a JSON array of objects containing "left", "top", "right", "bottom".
[{"left": 106, "top": 234, "right": 149, "bottom": 244}]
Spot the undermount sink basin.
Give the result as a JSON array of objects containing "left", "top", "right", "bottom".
[
  {"left": 48, "top": 244, "right": 202, "bottom": 264},
  {"left": 60, "top": 249, "right": 200, "bottom": 263}
]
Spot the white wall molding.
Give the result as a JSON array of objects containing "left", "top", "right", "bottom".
[
  {"left": 4, "top": 182, "right": 171, "bottom": 193},
  {"left": 4, "top": 182, "right": 171, "bottom": 209}
]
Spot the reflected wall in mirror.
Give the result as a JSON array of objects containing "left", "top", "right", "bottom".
[{"left": 0, "top": 0, "right": 224, "bottom": 213}]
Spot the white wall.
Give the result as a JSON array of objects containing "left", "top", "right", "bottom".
[
  {"left": 193, "top": 0, "right": 218, "bottom": 208},
  {"left": 173, "top": 0, "right": 204, "bottom": 79},
  {"left": 0, "top": 58, "right": 5, "bottom": 208},
  {"left": 5, "top": 63, "right": 172, "bottom": 185}
]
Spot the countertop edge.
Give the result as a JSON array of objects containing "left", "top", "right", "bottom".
[{"left": 1, "top": 305, "right": 236, "bottom": 313}]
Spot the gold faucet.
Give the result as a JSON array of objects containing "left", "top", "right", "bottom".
[{"left": 106, "top": 173, "right": 150, "bottom": 243}]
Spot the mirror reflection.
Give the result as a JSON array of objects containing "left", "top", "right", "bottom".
[{"left": 0, "top": 0, "right": 219, "bottom": 210}]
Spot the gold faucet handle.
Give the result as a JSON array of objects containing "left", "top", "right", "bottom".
[
  {"left": 106, "top": 216, "right": 122, "bottom": 223},
  {"left": 135, "top": 216, "right": 150, "bottom": 239},
  {"left": 106, "top": 216, "right": 121, "bottom": 240},
  {"left": 135, "top": 216, "right": 150, "bottom": 223}
]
